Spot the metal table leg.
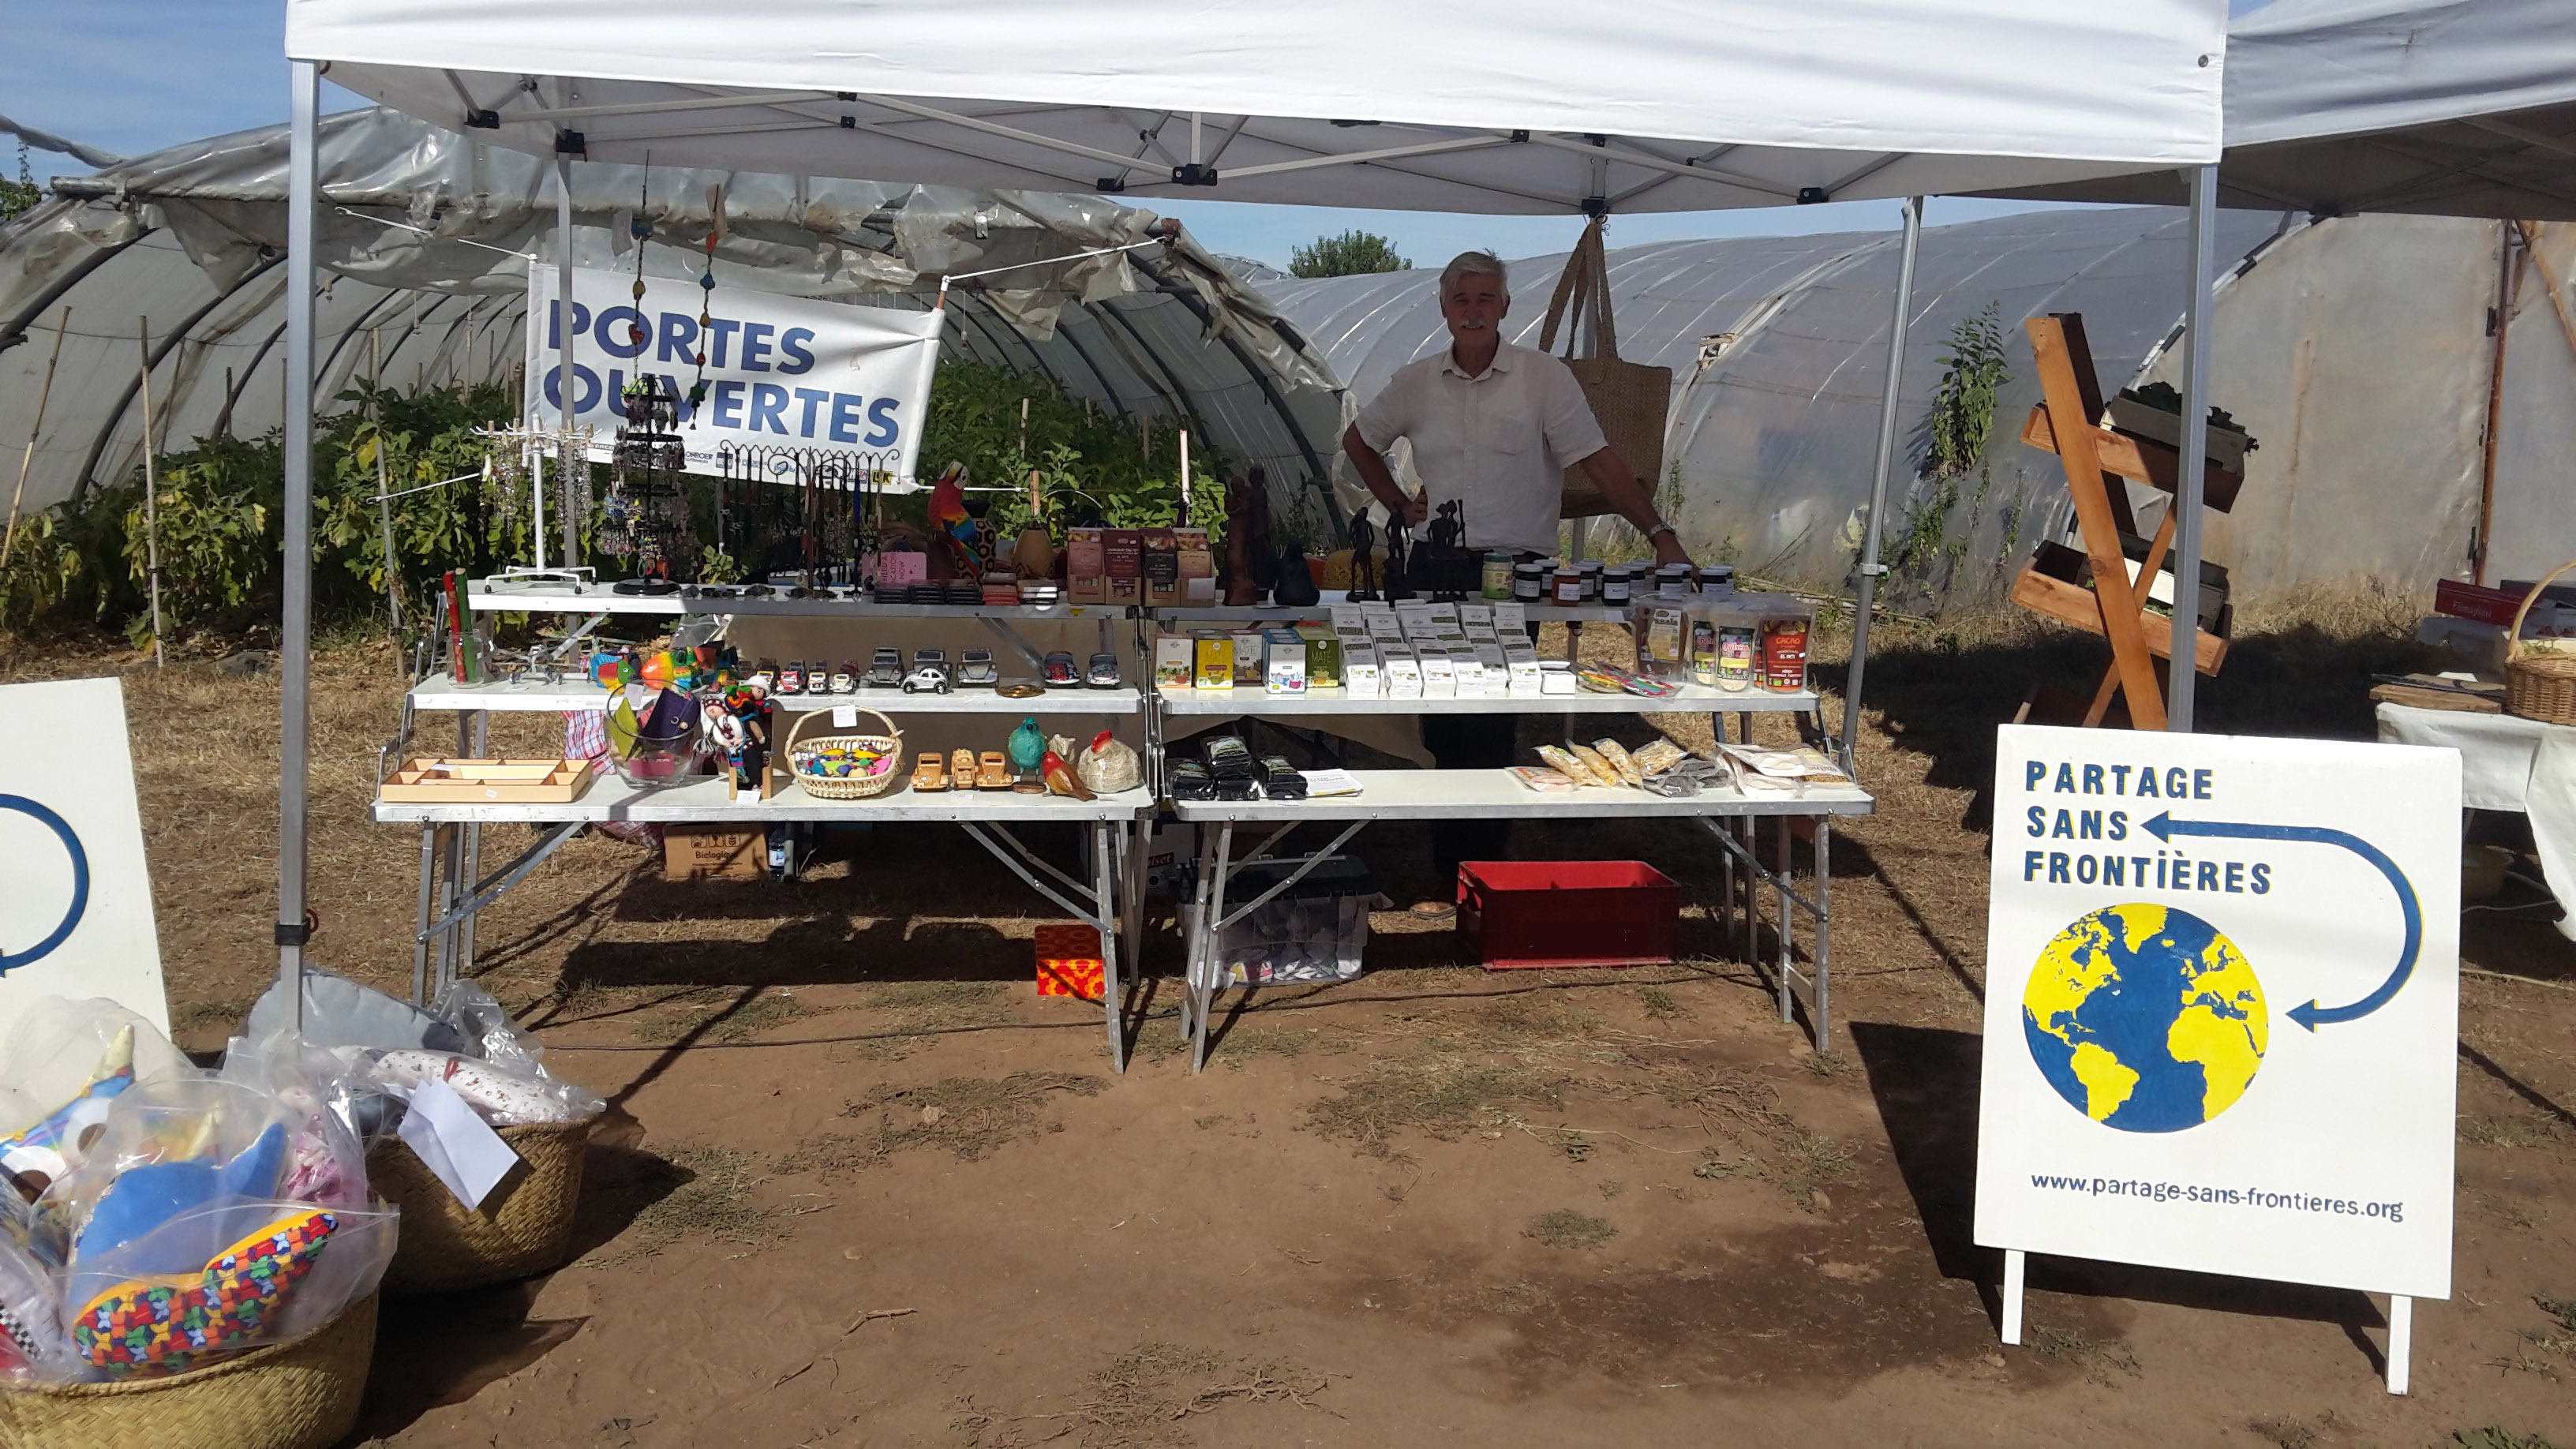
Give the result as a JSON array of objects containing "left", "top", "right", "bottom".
[
  {"left": 1814, "top": 818, "right": 1833, "bottom": 1054},
  {"left": 410, "top": 824, "right": 438, "bottom": 1005},
  {"left": 1091, "top": 821, "right": 1125, "bottom": 1072},
  {"left": 1178, "top": 822, "right": 1222, "bottom": 1043},
  {"left": 958, "top": 819, "right": 1139, "bottom": 1071},
  {"left": 1776, "top": 816, "right": 1794, "bottom": 1026},
  {"left": 1190, "top": 822, "right": 1234, "bottom": 1073}
]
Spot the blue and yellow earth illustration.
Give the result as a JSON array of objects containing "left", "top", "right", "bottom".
[{"left": 2022, "top": 904, "right": 2267, "bottom": 1133}]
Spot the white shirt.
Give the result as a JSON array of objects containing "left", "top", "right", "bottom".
[{"left": 1354, "top": 342, "right": 1610, "bottom": 557}]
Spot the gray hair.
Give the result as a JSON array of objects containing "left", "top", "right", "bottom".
[{"left": 1438, "top": 250, "right": 1507, "bottom": 294}]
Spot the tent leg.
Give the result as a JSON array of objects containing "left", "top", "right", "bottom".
[
  {"left": 2168, "top": 165, "right": 2218, "bottom": 732},
  {"left": 556, "top": 156, "right": 579, "bottom": 568},
  {"left": 276, "top": 59, "right": 320, "bottom": 1032},
  {"left": 1837, "top": 196, "right": 1921, "bottom": 777}
]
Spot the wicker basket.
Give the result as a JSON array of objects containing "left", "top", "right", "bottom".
[
  {"left": 783, "top": 707, "right": 905, "bottom": 800},
  {"left": 2505, "top": 560, "right": 2576, "bottom": 725},
  {"left": 369, "top": 1118, "right": 593, "bottom": 1294},
  {"left": 0, "top": 1293, "right": 376, "bottom": 1449}
]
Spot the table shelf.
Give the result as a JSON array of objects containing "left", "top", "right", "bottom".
[
  {"left": 1169, "top": 769, "right": 1871, "bottom": 822},
  {"left": 467, "top": 582, "right": 1127, "bottom": 623},
  {"left": 373, "top": 773, "right": 1153, "bottom": 825},
  {"left": 1155, "top": 684, "right": 1817, "bottom": 716}
]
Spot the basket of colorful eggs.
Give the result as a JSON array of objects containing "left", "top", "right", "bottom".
[{"left": 782, "top": 707, "right": 904, "bottom": 800}]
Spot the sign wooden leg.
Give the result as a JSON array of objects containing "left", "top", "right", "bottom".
[
  {"left": 2387, "top": 1294, "right": 2411, "bottom": 1395},
  {"left": 2001, "top": 1249, "right": 2026, "bottom": 1346}
]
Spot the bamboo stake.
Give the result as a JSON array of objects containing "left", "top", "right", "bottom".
[
  {"left": 3, "top": 307, "right": 70, "bottom": 569},
  {"left": 1178, "top": 428, "right": 1190, "bottom": 517},
  {"left": 372, "top": 331, "right": 403, "bottom": 632},
  {"left": 137, "top": 316, "right": 167, "bottom": 668}
]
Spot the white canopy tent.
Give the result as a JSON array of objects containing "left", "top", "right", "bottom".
[{"left": 271, "top": 0, "right": 2229, "bottom": 1009}]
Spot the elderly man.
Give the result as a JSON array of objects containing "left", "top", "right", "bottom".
[{"left": 1342, "top": 249, "right": 1695, "bottom": 914}]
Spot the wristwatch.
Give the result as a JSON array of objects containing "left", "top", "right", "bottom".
[{"left": 1646, "top": 520, "right": 1677, "bottom": 541}]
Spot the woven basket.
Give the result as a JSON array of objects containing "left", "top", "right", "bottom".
[
  {"left": 2505, "top": 559, "right": 2576, "bottom": 725},
  {"left": 0, "top": 1293, "right": 376, "bottom": 1449},
  {"left": 369, "top": 1118, "right": 592, "bottom": 1294},
  {"left": 1539, "top": 218, "right": 1671, "bottom": 521},
  {"left": 783, "top": 707, "right": 905, "bottom": 800}
]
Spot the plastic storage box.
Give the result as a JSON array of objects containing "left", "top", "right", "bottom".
[
  {"left": 1458, "top": 860, "right": 1679, "bottom": 969},
  {"left": 1181, "top": 855, "right": 1376, "bottom": 986}
]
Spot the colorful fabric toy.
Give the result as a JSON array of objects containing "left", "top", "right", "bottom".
[
  {"left": 71, "top": 1209, "right": 337, "bottom": 1374},
  {"left": 927, "top": 464, "right": 979, "bottom": 575},
  {"left": 0, "top": 1027, "right": 138, "bottom": 1195},
  {"left": 71, "top": 1122, "right": 285, "bottom": 1267}
]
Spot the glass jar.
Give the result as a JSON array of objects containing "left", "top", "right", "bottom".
[
  {"left": 1511, "top": 560, "right": 1544, "bottom": 601},
  {"left": 1577, "top": 560, "right": 1604, "bottom": 601},
  {"left": 1655, "top": 563, "right": 1693, "bottom": 600},
  {"left": 1481, "top": 552, "right": 1514, "bottom": 600},
  {"left": 1549, "top": 560, "right": 1583, "bottom": 605},
  {"left": 1701, "top": 563, "right": 1735, "bottom": 598},
  {"left": 1602, "top": 564, "right": 1633, "bottom": 605}
]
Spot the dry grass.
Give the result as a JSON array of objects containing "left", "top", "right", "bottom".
[
  {"left": 1523, "top": 1208, "right": 1617, "bottom": 1249},
  {"left": 953, "top": 1339, "right": 1335, "bottom": 1449},
  {"left": 777, "top": 1071, "right": 1107, "bottom": 1182}
]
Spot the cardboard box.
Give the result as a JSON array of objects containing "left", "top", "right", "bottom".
[
  {"left": 1230, "top": 631, "right": 1267, "bottom": 687},
  {"left": 663, "top": 825, "right": 765, "bottom": 881},
  {"left": 1539, "top": 660, "right": 1578, "bottom": 695},
  {"left": 1504, "top": 645, "right": 1542, "bottom": 695},
  {"left": 1105, "top": 529, "right": 1144, "bottom": 605},
  {"left": 1343, "top": 645, "right": 1380, "bottom": 698},
  {"left": 1144, "top": 527, "right": 1181, "bottom": 606},
  {"left": 1155, "top": 634, "right": 1195, "bottom": 688},
  {"left": 1419, "top": 648, "right": 1457, "bottom": 698},
  {"left": 1294, "top": 625, "right": 1342, "bottom": 690},
  {"left": 1493, "top": 601, "right": 1527, "bottom": 635},
  {"left": 1384, "top": 648, "right": 1424, "bottom": 698},
  {"left": 1194, "top": 633, "right": 1234, "bottom": 690},
  {"left": 1452, "top": 657, "right": 1487, "bottom": 696},
  {"left": 1035, "top": 923, "right": 1106, "bottom": 998},
  {"left": 1065, "top": 527, "right": 1106, "bottom": 604},
  {"left": 1175, "top": 528, "right": 1214, "bottom": 602},
  {"left": 1264, "top": 631, "right": 1308, "bottom": 695},
  {"left": 1366, "top": 612, "right": 1404, "bottom": 639}
]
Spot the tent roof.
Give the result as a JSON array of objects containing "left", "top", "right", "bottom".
[
  {"left": 286, "top": 0, "right": 2225, "bottom": 215},
  {"left": 1981, "top": 0, "right": 2576, "bottom": 219}
]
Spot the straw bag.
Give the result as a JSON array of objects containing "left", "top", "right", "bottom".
[
  {"left": 0, "top": 1294, "right": 376, "bottom": 1449},
  {"left": 783, "top": 707, "right": 905, "bottom": 799},
  {"left": 370, "top": 1118, "right": 593, "bottom": 1293},
  {"left": 2505, "top": 560, "right": 2576, "bottom": 724},
  {"left": 1537, "top": 217, "right": 1670, "bottom": 519}
]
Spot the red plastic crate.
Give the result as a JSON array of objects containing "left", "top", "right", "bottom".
[{"left": 1457, "top": 860, "right": 1679, "bottom": 970}]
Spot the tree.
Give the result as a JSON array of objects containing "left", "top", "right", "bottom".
[
  {"left": 1290, "top": 230, "right": 1411, "bottom": 279},
  {"left": 0, "top": 140, "right": 39, "bottom": 225}
]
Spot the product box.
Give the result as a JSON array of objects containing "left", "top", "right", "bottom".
[
  {"left": 873, "top": 549, "right": 929, "bottom": 587},
  {"left": 1174, "top": 527, "right": 1215, "bottom": 605},
  {"left": 1505, "top": 647, "right": 1543, "bottom": 695},
  {"left": 1264, "top": 631, "right": 1308, "bottom": 695},
  {"left": 1065, "top": 527, "right": 1106, "bottom": 605},
  {"left": 1194, "top": 632, "right": 1234, "bottom": 690},
  {"left": 1329, "top": 605, "right": 1362, "bottom": 631},
  {"left": 1143, "top": 527, "right": 1181, "bottom": 606},
  {"left": 1460, "top": 604, "right": 1493, "bottom": 630},
  {"left": 1105, "top": 528, "right": 1144, "bottom": 605},
  {"left": 1294, "top": 625, "right": 1342, "bottom": 691},
  {"left": 663, "top": 824, "right": 765, "bottom": 881},
  {"left": 1342, "top": 644, "right": 1381, "bottom": 698},
  {"left": 1035, "top": 922, "right": 1106, "bottom": 998},
  {"left": 1539, "top": 660, "right": 1578, "bottom": 695},
  {"left": 1493, "top": 601, "right": 1527, "bottom": 635},
  {"left": 1395, "top": 602, "right": 1435, "bottom": 637},
  {"left": 1155, "top": 633, "right": 1195, "bottom": 689},
  {"left": 1451, "top": 656, "right": 1488, "bottom": 697},
  {"left": 1230, "top": 630, "right": 1266, "bottom": 687},
  {"left": 1419, "top": 647, "right": 1457, "bottom": 698},
  {"left": 1383, "top": 647, "right": 1424, "bottom": 698},
  {"left": 1366, "top": 612, "right": 1404, "bottom": 640}
]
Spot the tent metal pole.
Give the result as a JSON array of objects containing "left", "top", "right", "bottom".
[
  {"left": 556, "top": 156, "right": 579, "bottom": 567},
  {"left": 2169, "top": 165, "right": 2218, "bottom": 732},
  {"left": 278, "top": 59, "right": 320, "bottom": 1031},
  {"left": 1837, "top": 195, "right": 1921, "bottom": 777}
]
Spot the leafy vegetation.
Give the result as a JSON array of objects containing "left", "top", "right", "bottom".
[
  {"left": 1885, "top": 301, "right": 2013, "bottom": 610},
  {"left": 911, "top": 356, "right": 1221, "bottom": 545},
  {"left": 1290, "top": 230, "right": 1412, "bottom": 279}
]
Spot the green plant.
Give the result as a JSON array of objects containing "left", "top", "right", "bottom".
[
  {"left": 1927, "top": 302, "right": 2010, "bottom": 481},
  {"left": 912, "top": 358, "right": 1219, "bottom": 541},
  {"left": 1290, "top": 230, "right": 1411, "bottom": 279}
]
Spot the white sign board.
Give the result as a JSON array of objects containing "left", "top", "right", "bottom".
[
  {"left": 527, "top": 266, "right": 944, "bottom": 484},
  {"left": 0, "top": 678, "right": 169, "bottom": 1037},
  {"left": 1974, "top": 724, "right": 2458, "bottom": 1301}
]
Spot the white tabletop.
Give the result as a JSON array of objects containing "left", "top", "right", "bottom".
[
  {"left": 406, "top": 679, "right": 1142, "bottom": 716},
  {"left": 1169, "top": 769, "right": 1872, "bottom": 822},
  {"left": 1148, "top": 594, "right": 1633, "bottom": 625},
  {"left": 373, "top": 773, "right": 1153, "bottom": 824},
  {"left": 1156, "top": 683, "right": 1817, "bottom": 716},
  {"left": 466, "top": 581, "right": 1126, "bottom": 622}
]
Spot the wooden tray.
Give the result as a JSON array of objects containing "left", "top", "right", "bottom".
[
  {"left": 380, "top": 758, "right": 595, "bottom": 803},
  {"left": 2020, "top": 403, "right": 2244, "bottom": 512}
]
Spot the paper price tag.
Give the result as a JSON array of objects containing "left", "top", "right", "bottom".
[{"left": 832, "top": 705, "right": 858, "bottom": 728}]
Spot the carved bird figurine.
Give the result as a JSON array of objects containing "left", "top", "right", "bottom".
[{"left": 1041, "top": 749, "right": 1095, "bottom": 800}]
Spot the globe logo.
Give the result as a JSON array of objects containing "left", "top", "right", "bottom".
[{"left": 2022, "top": 904, "right": 2267, "bottom": 1132}]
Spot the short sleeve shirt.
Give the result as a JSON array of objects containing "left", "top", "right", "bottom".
[{"left": 1354, "top": 342, "right": 1610, "bottom": 556}]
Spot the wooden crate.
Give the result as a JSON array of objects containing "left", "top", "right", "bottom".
[
  {"left": 664, "top": 825, "right": 766, "bottom": 881},
  {"left": 2011, "top": 543, "right": 2228, "bottom": 677},
  {"left": 380, "top": 758, "right": 593, "bottom": 803}
]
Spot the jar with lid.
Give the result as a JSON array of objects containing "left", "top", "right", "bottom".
[
  {"left": 1655, "top": 563, "right": 1693, "bottom": 599},
  {"left": 1601, "top": 564, "right": 1634, "bottom": 605},
  {"left": 1511, "top": 560, "right": 1544, "bottom": 601},
  {"left": 1480, "top": 552, "right": 1514, "bottom": 600},
  {"left": 1701, "top": 563, "right": 1735, "bottom": 599},
  {"left": 1576, "top": 560, "right": 1604, "bottom": 600},
  {"left": 1548, "top": 560, "right": 1583, "bottom": 605}
]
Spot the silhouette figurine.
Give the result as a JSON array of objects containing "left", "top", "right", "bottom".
[
  {"left": 1382, "top": 511, "right": 1415, "bottom": 601},
  {"left": 1346, "top": 508, "right": 1379, "bottom": 601},
  {"left": 1222, "top": 467, "right": 1275, "bottom": 606}
]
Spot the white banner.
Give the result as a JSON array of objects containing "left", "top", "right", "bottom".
[
  {"left": 0, "top": 678, "right": 169, "bottom": 1039},
  {"left": 1973, "top": 725, "right": 2459, "bottom": 1301},
  {"left": 527, "top": 267, "right": 943, "bottom": 483}
]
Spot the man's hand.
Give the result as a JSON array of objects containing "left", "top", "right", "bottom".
[
  {"left": 1399, "top": 493, "right": 1428, "bottom": 528},
  {"left": 1650, "top": 531, "right": 1693, "bottom": 569}
]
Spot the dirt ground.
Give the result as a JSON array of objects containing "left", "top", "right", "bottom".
[{"left": 5, "top": 597, "right": 2574, "bottom": 1448}]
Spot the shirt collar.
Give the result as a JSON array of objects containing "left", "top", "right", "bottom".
[{"left": 1440, "top": 342, "right": 1515, "bottom": 380}]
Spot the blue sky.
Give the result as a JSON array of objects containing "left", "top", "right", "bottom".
[{"left": 6, "top": 0, "right": 2078, "bottom": 268}]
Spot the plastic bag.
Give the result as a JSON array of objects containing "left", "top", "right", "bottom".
[
  {"left": 0, "top": 1237, "right": 66, "bottom": 1381},
  {"left": 429, "top": 980, "right": 548, "bottom": 1077},
  {"left": 35, "top": 1078, "right": 301, "bottom": 1273},
  {"left": 243, "top": 967, "right": 468, "bottom": 1058},
  {"left": 217, "top": 1035, "right": 375, "bottom": 1208},
  {"left": 59, "top": 1200, "right": 395, "bottom": 1380},
  {"left": 356, "top": 1050, "right": 604, "bottom": 1127}
]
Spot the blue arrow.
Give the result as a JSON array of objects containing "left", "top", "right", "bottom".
[{"left": 2142, "top": 812, "right": 2421, "bottom": 1031}]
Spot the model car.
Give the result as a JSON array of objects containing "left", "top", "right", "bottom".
[
  {"left": 903, "top": 649, "right": 952, "bottom": 695},
  {"left": 863, "top": 648, "right": 903, "bottom": 688},
  {"left": 1043, "top": 650, "right": 1080, "bottom": 687},
  {"left": 957, "top": 648, "right": 999, "bottom": 687},
  {"left": 1084, "top": 652, "right": 1122, "bottom": 688}
]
